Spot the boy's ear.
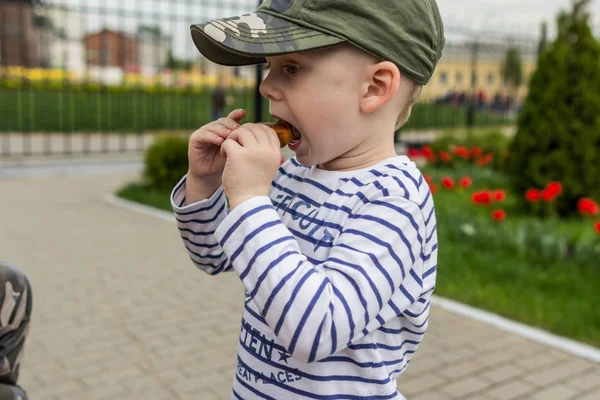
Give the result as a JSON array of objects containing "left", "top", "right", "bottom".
[{"left": 360, "top": 61, "right": 401, "bottom": 114}]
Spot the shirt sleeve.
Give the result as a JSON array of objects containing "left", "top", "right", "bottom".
[
  {"left": 171, "top": 175, "right": 233, "bottom": 275},
  {"left": 213, "top": 192, "right": 427, "bottom": 363}
]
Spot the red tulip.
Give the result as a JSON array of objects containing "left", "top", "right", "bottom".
[
  {"left": 578, "top": 198, "right": 599, "bottom": 217},
  {"left": 541, "top": 188, "right": 556, "bottom": 202},
  {"left": 471, "top": 147, "right": 483, "bottom": 157},
  {"left": 472, "top": 190, "right": 492, "bottom": 205},
  {"left": 424, "top": 174, "right": 433, "bottom": 184},
  {"left": 441, "top": 177, "right": 455, "bottom": 190},
  {"left": 595, "top": 221, "right": 600, "bottom": 234},
  {"left": 408, "top": 148, "right": 422, "bottom": 158},
  {"left": 492, "top": 209, "right": 506, "bottom": 221},
  {"left": 460, "top": 177, "right": 473, "bottom": 189},
  {"left": 454, "top": 147, "right": 471, "bottom": 159},
  {"left": 421, "top": 146, "right": 433, "bottom": 158},
  {"left": 476, "top": 153, "right": 494, "bottom": 167},
  {"left": 439, "top": 152, "right": 452, "bottom": 163},
  {"left": 525, "top": 189, "right": 541, "bottom": 203},
  {"left": 493, "top": 190, "right": 507, "bottom": 202},
  {"left": 429, "top": 183, "right": 439, "bottom": 195},
  {"left": 546, "top": 181, "right": 563, "bottom": 197}
]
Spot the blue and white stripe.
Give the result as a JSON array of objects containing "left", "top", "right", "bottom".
[{"left": 172, "top": 155, "right": 438, "bottom": 399}]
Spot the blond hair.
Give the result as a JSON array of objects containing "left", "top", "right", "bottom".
[{"left": 395, "top": 81, "right": 423, "bottom": 130}]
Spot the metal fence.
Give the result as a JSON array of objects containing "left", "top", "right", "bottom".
[{"left": 0, "top": 0, "right": 540, "bottom": 157}]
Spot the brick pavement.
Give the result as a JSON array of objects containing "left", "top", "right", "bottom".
[{"left": 0, "top": 171, "right": 598, "bottom": 400}]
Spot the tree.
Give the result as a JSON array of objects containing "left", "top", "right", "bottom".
[
  {"left": 538, "top": 21, "right": 548, "bottom": 56},
  {"left": 165, "top": 49, "right": 178, "bottom": 70},
  {"left": 507, "top": 0, "right": 600, "bottom": 216},
  {"left": 138, "top": 24, "right": 162, "bottom": 38},
  {"left": 165, "top": 49, "right": 193, "bottom": 71}
]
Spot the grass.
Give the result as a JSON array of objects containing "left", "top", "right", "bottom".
[
  {"left": 0, "top": 86, "right": 512, "bottom": 133},
  {"left": 116, "top": 169, "right": 600, "bottom": 348},
  {"left": 426, "top": 165, "right": 600, "bottom": 347},
  {"left": 116, "top": 182, "right": 173, "bottom": 211},
  {"left": 436, "top": 232, "right": 599, "bottom": 346}
]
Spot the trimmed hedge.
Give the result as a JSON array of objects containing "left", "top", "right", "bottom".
[
  {"left": 0, "top": 80, "right": 513, "bottom": 133},
  {"left": 144, "top": 134, "right": 189, "bottom": 191}
]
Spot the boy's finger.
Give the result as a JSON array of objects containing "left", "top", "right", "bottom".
[
  {"left": 226, "top": 109, "right": 247, "bottom": 122},
  {"left": 215, "top": 117, "right": 241, "bottom": 132},
  {"left": 249, "top": 123, "right": 274, "bottom": 146},
  {"left": 220, "top": 137, "right": 242, "bottom": 158},
  {"left": 208, "top": 123, "right": 234, "bottom": 138},
  {"left": 209, "top": 132, "right": 225, "bottom": 146},
  {"left": 259, "top": 124, "right": 281, "bottom": 149},
  {"left": 190, "top": 130, "right": 223, "bottom": 147},
  {"left": 227, "top": 128, "right": 257, "bottom": 148}
]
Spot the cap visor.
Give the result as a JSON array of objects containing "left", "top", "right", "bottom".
[{"left": 190, "top": 12, "right": 345, "bottom": 66}]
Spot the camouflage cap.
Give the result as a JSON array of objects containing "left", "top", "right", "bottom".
[{"left": 190, "top": 0, "right": 445, "bottom": 85}]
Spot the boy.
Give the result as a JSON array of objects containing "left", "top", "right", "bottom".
[{"left": 171, "top": 1, "right": 443, "bottom": 398}]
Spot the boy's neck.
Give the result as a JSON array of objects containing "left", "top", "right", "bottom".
[{"left": 317, "top": 137, "right": 398, "bottom": 172}]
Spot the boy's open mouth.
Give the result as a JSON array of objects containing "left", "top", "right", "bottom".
[
  {"left": 279, "top": 119, "right": 302, "bottom": 150},
  {"left": 290, "top": 126, "right": 302, "bottom": 145}
]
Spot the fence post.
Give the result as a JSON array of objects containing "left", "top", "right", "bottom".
[
  {"left": 254, "top": 0, "right": 263, "bottom": 123},
  {"left": 254, "top": 64, "right": 263, "bottom": 123},
  {"left": 467, "top": 40, "right": 479, "bottom": 129}
]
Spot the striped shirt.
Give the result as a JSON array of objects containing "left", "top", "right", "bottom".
[{"left": 171, "top": 155, "right": 438, "bottom": 399}]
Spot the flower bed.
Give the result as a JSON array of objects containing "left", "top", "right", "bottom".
[{"left": 420, "top": 163, "right": 599, "bottom": 346}]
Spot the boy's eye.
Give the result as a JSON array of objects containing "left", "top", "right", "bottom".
[{"left": 284, "top": 65, "right": 300, "bottom": 75}]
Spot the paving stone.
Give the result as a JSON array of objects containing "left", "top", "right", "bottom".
[
  {"left": 530, "top": 384, "right": 579, "bottom": 400},
  {"left": 523, "top": 359, "right": 597, "bottom": 387},
  {"left": 565, "top": 367, "right": 600, "bottom": 392},
  {"left": 485, "top": 380, "right": 536, "bottom": 400},
  {"left": 438, "top": 376, "right": 491, "bottom": 399},
  {"left": 479, "top": 363, "right": 527, "bottom": 384}
]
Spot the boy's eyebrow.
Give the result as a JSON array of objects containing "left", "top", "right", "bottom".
[{"left": 271, "top": 52, "right": 312, "bottom": 64}]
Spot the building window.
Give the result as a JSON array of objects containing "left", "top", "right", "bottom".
[
  {"left": 487, "top": 73, "right": 495, "bottom": 85},
  {"left": 439, "top": 72, "right": 448, "bottom": 85},
  {"left": 456, "top": 72, "right": 463, "bottom": 84},
  {"left": 87, "top": 49, "right": 99, "bottom": 63},
  {"left": 100, "top": 46, "right": 109, "bottom": 65}
]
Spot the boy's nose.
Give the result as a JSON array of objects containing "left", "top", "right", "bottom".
[{"left": 259, "top": 74, "right": 283, "bottom": 102}]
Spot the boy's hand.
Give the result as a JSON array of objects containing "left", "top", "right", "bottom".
[
  {"left": 186, "top": 109, "right": 246, "bottom": 203},
  {"left": 220, "top": 123, "right": 282, "bottom": 209}
]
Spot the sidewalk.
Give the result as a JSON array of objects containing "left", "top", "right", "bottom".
[{"left": 0, "top": 170, "right": 598, "bottom": 400}]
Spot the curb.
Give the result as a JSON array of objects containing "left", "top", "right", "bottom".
[
  {"left": 104, "top": 193, "right": 175, "bottom": 223},
  {"left": 105, "top": 193, "right": 600, "bottom": 365}
]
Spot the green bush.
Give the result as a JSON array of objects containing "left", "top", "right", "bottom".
[
  {"left": 507, "top": 0, "right": 600, "bottom": 216},
  {"left": 144, "top": 135, "right": 189, "bottom": 191},
  {"left": 429, "top": 128, "right": 512, "bottom": 170},
  {"left": 464, "top": 129, "right": 512, "bottom": 170},
  {"left": 430, "top": 131, "right": 462, "bottom": 154}
]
